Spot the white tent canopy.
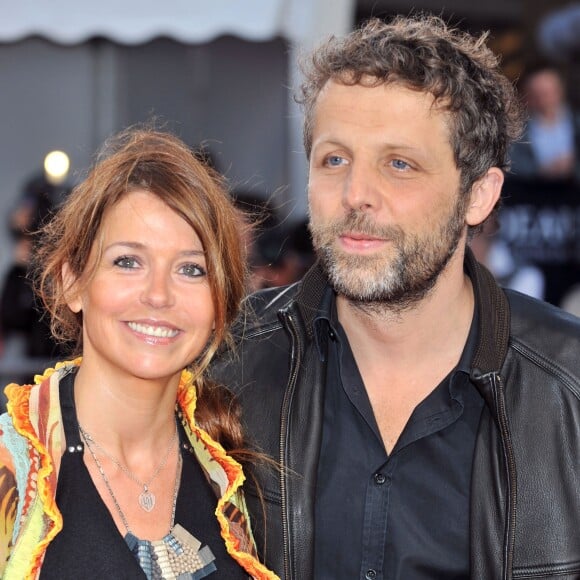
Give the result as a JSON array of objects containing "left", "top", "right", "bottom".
[
  {"left": 0, "top": 0, "right": 355, "bottom": 222},
  {"left": 0, "top": 0, "right": 354, "bottom": 45}
]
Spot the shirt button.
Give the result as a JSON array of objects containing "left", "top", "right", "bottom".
[
  {"left": 365, "top": 569, "right": 377, "bottom": 580},
  {"left": 374, "top": 473, "right": 387, "bottom": 485}
]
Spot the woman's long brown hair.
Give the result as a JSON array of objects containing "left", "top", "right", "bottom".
[{"left": 32, "top": 127, "right": 250, "bottom": 453}]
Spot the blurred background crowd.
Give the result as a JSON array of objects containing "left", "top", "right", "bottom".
[{"left": 1, "top": 0, "right": 580, "bottom": 388}]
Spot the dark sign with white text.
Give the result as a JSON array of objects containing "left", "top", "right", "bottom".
[{"left": 499, "top": 177, "right": 580, "bottom": 305}]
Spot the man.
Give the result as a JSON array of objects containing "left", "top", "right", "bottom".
[
  {"left": 213, "top": 15, "right": 580, "bottom": 580},
  {"left": 510, "top": 64, "right": 580, "bottom": 181}
]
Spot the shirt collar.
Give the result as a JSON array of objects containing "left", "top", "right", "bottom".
[
  {"left": 456, "top": 305, "right": 478, "bottom": 375},
  {"left": 313, "top": 286, "right": 336, "bottom": 362},
  {"left": 312, "top": 286, "right": 478, "bottom": 376}
]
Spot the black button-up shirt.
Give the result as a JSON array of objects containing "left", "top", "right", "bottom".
[{"left": 313, "top": 291, "right": 483, "bottom": 580}]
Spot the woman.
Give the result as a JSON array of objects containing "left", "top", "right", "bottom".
[{"left": 0, "top": 129, "right": 277, "bottom": 579}]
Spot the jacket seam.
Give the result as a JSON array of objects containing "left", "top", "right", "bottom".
[
  {"left": 244, "top": 485, "right": 282, "bottom": 506},
  {"left": 513, "top": 561, "right": 580, "bottom": 578},
  {"left": 278, "top": 308, "right": 302, "bottom": 580},
  {"left": 509, "top": 339, "right": 580, "bottom": 400},
  {"left": 262, "top": 284, "right": 299, "bottom": 311},
  {"left": 491, "top": 373, "right": 517, "bottom": 580},
  {"left": 238, "top": 321, "right": 283, "bottom": 340}
]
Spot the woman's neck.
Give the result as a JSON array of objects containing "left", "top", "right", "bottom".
[{"left": 72, "top": 358, "right": 183, "bottom": 452}]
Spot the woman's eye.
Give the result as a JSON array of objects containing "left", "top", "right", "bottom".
[
  {"left": 180, "top": 263, "right": 206, "bottom": 278},
  {"left": 391, "top": 159, "right": 410, "bottom": 170},
  {"left": 113, "top": 256, "right": 139, "bottom": 269}
]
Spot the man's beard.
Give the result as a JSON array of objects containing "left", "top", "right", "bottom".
[{"left": 308, "top": 198, "right": 467, "bottom": 312}]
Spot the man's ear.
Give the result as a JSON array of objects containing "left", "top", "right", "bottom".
[
  {"left": 465, "top": 167, "right": 504, "bottom": 227},
  {"left": 62, "top": 262, "right": 82, "bottom": 313}
]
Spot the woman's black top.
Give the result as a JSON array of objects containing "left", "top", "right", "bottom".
[{"left": 40, "top": 371, "right": 249, "bottom": 579}]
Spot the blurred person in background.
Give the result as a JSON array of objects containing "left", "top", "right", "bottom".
[
  {"left": 250, "top": 220, "right": 315, "bottom": 290},
  {"left": 0, "top": 129, "right": 276, "bottom": 579},
  {"left": 538, "top": 3, "right": 580, "bottom": 64},
  {"left": 510, "top": 64, "right": 580, "bottom": 182},
  {"left": 232, "top": 191, "right": 312, "bottom": 291},
  {"left": 0, "top": 173, "right": 64, "bottom": 363},
  {"left": 232, "top": 190, "right": 281, "bottom": 291}
]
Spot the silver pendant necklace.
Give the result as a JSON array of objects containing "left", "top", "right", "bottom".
[
  {"left": 81, "top": 426, "right": 218, "bottom": 577},
  {"left": 79, "top": 422, "right": 178, "bottom": 512}
]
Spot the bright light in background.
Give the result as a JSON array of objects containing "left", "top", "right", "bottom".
[{"left": 44, "top": 150, "right": 70, "bottom": 184}]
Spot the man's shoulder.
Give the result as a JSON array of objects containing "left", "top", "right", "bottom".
[
  {"left": 225, "top": 282, "right": 304, "bottom": 345},
  {"left": 505, "top": 289, "right": 580, "bottom": 375},
  {"left": 507, "top": 289, "right": 580, "bottom": 336},
  {"left": 245, "top": 283, "right": 301, "bottom": 317}
]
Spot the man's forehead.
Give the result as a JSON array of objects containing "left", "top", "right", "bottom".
[
  {"left": 317, "top": 76, "right": 449, "bottom": 110},
  {"left": 314, "top": 77, "right": 453, "bottom": 134}
]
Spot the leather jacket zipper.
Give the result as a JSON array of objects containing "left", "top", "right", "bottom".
[
  {"left": 279, "top": 309, "right": 302, "bottom": 580},
  {"left": 492, "top": 372, "right": 517, "bottom": 580}
]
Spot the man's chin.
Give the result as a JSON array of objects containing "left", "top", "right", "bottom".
[
  {"left": 327, "top": 261, "right": 444, "bottom": 309},
  {"left": 328, "top": 272, "right": 399, "bottom": 302}
]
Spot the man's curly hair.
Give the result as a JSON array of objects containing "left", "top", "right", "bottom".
[{"left": 298, "top": 14, "right": 524, "bottom": 196}]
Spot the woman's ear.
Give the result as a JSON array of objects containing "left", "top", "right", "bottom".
[
  {"left": 62, "top": 262, "right": 82, "bottom": 313},
  {"left": 465, "top": 167, "right": 504, "bottom": 227}
]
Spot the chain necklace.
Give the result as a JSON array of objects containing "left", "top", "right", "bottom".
[
  {"left": 79, "top": 422, "right": 178, "bottom": 512},
  {"left": 81, "top": 427, "right": 181, "bottom": 535},
  {"left": 83, "top": 433, "right": 219, "bottom": 577}
]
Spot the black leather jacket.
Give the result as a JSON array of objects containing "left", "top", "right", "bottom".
[{"left": 213, "top": 251, "right": 580, "bottom": 579}]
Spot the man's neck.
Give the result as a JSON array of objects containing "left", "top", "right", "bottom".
[
  {"left": 335, "top": 248, "right": 475, "bottom": 452},
  {"left": 336, "top": 248, "right": 474, "bottom": 371}
]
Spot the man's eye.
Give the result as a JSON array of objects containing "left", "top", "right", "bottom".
[
  {"left": 180, "top": 263, "right": 206, "bottom": 278},
  {"left": 391, "top": 159, "right": 410, "bottom": 170},
  {"left": 325, "top": 155, "right": 346, "bottom": 167},
  {"left": 113, "top": 256, "right": 138, "bottom": 269}
]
